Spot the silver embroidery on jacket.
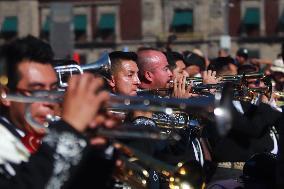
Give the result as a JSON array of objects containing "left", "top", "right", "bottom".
[{"left": 44, "top": 131, "right": 87, "bottom": 189}]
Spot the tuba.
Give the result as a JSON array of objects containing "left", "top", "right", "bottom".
[{"left": 54, "top": 52, "right": 111, "bottom": 88}]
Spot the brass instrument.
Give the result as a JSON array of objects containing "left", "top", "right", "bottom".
[
  {"left": 113, "top": 141, "right": 206, "bottom": 189},
  {"left": 152, "top": 110, "right": 189, "bottom": 130},
  {"left": 0, "top": 90, "right": 218, "bottom": 131},
  {"left": 54, "top": 52, "right": 111, "bottom": 88},
  {"left": 273, "top": 91, "right": 284, "bottom": 107},
  {"left": 274, "top": 91, "right": 284, "bottom": 97},
  {"left": 137, "top": 84, "right": 223, "bottom": 97},
  {"left": 233, "top": 73, "right": 272, "bottom": 102},
  {"left": 169, "top": 72, "right": 266, "bottom": 86},
  {"left": 147, "top": 72, "right": 273, "bottom": 103},
  {"left": 0, "top": 90, "right": 211, "bottom": 188},
  {"left": 0, "top": 90, "right": 183, "bottom": 141},
  {"left": 0, "top": 90, "right": 207, "bottom": 188}
]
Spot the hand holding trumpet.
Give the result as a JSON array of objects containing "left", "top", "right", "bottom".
[
  {"left": 62, "top": 74, "right": 110, "bottom": 133},
  {"left": 61, "top": 73, "right": 124, "bottom": 145}
]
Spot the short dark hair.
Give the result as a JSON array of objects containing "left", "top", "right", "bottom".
[
  {"left": 208, "top": 56, "right": 236, "bottom": 75},
  {"left": 108, "top": 51, "right": 137, "bottom": 77},
  {"left": 164, "top": 51, "right": 185, "bottom": 71},
  {"left": 237, "top": 64, "right": 258, "bottom": 75},
  {"left": 183, "top": 51, "right": 206, "bottom": 71},
  {"left": 0, "top": 35, "right": 54, "bottom": 91},
  {"left": 236, "top": 48, "right": 249, "bottom": 60}
]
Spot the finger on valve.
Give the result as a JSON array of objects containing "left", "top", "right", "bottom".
[{"left": 62, "top": 74, "right": 109, "bottom": 133}]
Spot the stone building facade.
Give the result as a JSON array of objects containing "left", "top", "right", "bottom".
[{"left": 0, "top": 0, "right": 284, "bottom": 63}]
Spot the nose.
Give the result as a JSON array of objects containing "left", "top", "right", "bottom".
[
  {"left": 182, "top": 70, "right": 189, "bottom": 77},
  {"left": 41, "top": 86, "right": 57, "bottom": 112},
  {"left": 134, "top": 74, "right": 141, "bottom": 85},
  {"left": 41, "top": 101, "right": 57, "bottom": 112},
  {"left": 168, "top": 69, "right": 173, "bottom": 78}
]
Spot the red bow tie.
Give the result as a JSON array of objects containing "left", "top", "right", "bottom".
[{"left": 21, "top": 133, "right": 43, "bottom": 153}]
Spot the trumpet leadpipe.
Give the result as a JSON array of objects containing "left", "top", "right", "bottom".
[{"left": 89, "top": 126, "right": 181, "bottom": 141}]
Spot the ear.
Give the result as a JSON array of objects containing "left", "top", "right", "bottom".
[
  {"left": 144, "top": 71, "right": 153, "bottom": 82},
  {"left": 0, "top": 87, "right": 11, "bottom": 107},
  {"left": 107, "top": 75, "right": 116, "bottom": 88}
]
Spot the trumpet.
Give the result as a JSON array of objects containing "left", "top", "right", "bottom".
[
  {"left": 152, "top": 110, "right": 190, "bottom": 130},
  {"left": 274, "top": 91, "right": 284, "bottom": 97},
  {"left": 169, "top": 72, "right": 266, "bottom": 86},
  {"left": 0, "top": 91, "right": 206, "bottom": 188},
  {"left": 233, "top": 86, "right": 272, "bottom": 102},
  {"left": 113, "top": 141, "right": 206, "bottom": 189},
  {"left": 137, "top": 84, "right": 223, "bottom": 97},
  {"left": 0, "top": 90, "right": 182, "bottom": 141},
  {"left": 0, "top": 90, "right": 218, "bottom": 131},
  {"left": 273, "top": 91, "right": 284, "bottom": 107},
  {"left": 54, "top": 52, "right": 111, "bottom": 88}
]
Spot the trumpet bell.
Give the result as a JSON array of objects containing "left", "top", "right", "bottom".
[
  {"left": 170, "top": 161, "right": 206, "bottom": 189},
  {"left": 54, "top": 52, "right": 111, "bottom": 88}
]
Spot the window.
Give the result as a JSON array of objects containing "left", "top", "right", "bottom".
[
  {"left": 248, "top": 49, "right": 260, "bottom": 59},
  {"left": 41, "top": 16, "right": 50, "bottom": 40},
  {"left": 97, "top": 13, "right": 115, "bottom": 41},
  {"left": 73, "top": 15, "right": 87, "bottom": 42},
  {"left": 242, "top": 8, "right": 260, "bottom": 36},
  {"left": 0, "top": 16, "right": 18, "bottom": 40},
  {"left": 278, "top": 9, "right": 284, "bottom": 32},
  {"left": 171, "top": 10, "right": 193, "bottom": 33}
]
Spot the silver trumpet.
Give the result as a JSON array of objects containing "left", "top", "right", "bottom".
[
  {"left": 0, "top": 90, "right": 181, "bottom": 141},
  {"left": 0, "top": 89, "right": 233, "bottom": 137},
  {"left": 0, "top": 90, "right": 221, "bottom": 129},
  {"left": 54, "top": 52, "right": 111, "bottom": 88}
]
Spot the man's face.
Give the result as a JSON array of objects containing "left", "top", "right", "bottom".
[
  {"left": 185, "top": 65, "right": 201, "bottom": 77},
  {"left": 150, "top": 53, "right": 173, "bottom": 88},
  {"left": 111, "top": 60, "right": 140, "bottom": 96},
  {"left": 172, "top": 60, "right": 188, "bottom": 79},
  {"left": 7, "top": 61, "right": 58, "bottom": 133},
  {"left": 273, "top": 72, "right": 284, "bottom": 90},
  {"left": 236, "top": 56, "right": 246, "bottom": 65},
  {"left": 219, "top": 63, "right": 238, "bottom": 76}
]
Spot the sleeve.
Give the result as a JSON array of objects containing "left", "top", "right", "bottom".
[
  {"left": 0, "top": 120, "right": 88, "bottom": 189},
  {"left": 230, "top": 102, "right": 282, "bottom": 138}
]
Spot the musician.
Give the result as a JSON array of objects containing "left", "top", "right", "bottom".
[
  {"left": 183, "top": 51, "right": 206, "bottom": 78},
  {"left": 208, "top": 56, "right": 238, "bottom": 76},
  {"left": 205, "top": 56, "right": 282, "bottom": 183},
  {"left": 137, "top": 48, "right": 173, "bottom": 90},
  {"left": 0, "top": 35, "right": 58, "bottom": 153},
  {"left": 0, "top": 36, "right": 117, "bottom": 189},
  {"left": 270, "top": 58, "right": 284, "bottom": 91},
  {"left": 136, "top": 48, "right": 209, "bottom": 188},
  {"left": 235, "top": 48, "right": 249, "bottom": 66},
  {"left": 164, "top": 51, "right": 188, "bottom": 79},
  {"left": 107, "top": 51, "right": 140, "bottom": 96}
]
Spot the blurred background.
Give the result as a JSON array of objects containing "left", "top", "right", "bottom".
[{"left": 0, "top": 0, "right": 283, "bottom": 63}]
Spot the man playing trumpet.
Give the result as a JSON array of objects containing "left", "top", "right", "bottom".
[{"left": 0, "top": 36, "right": 118, "bottom": 189}]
